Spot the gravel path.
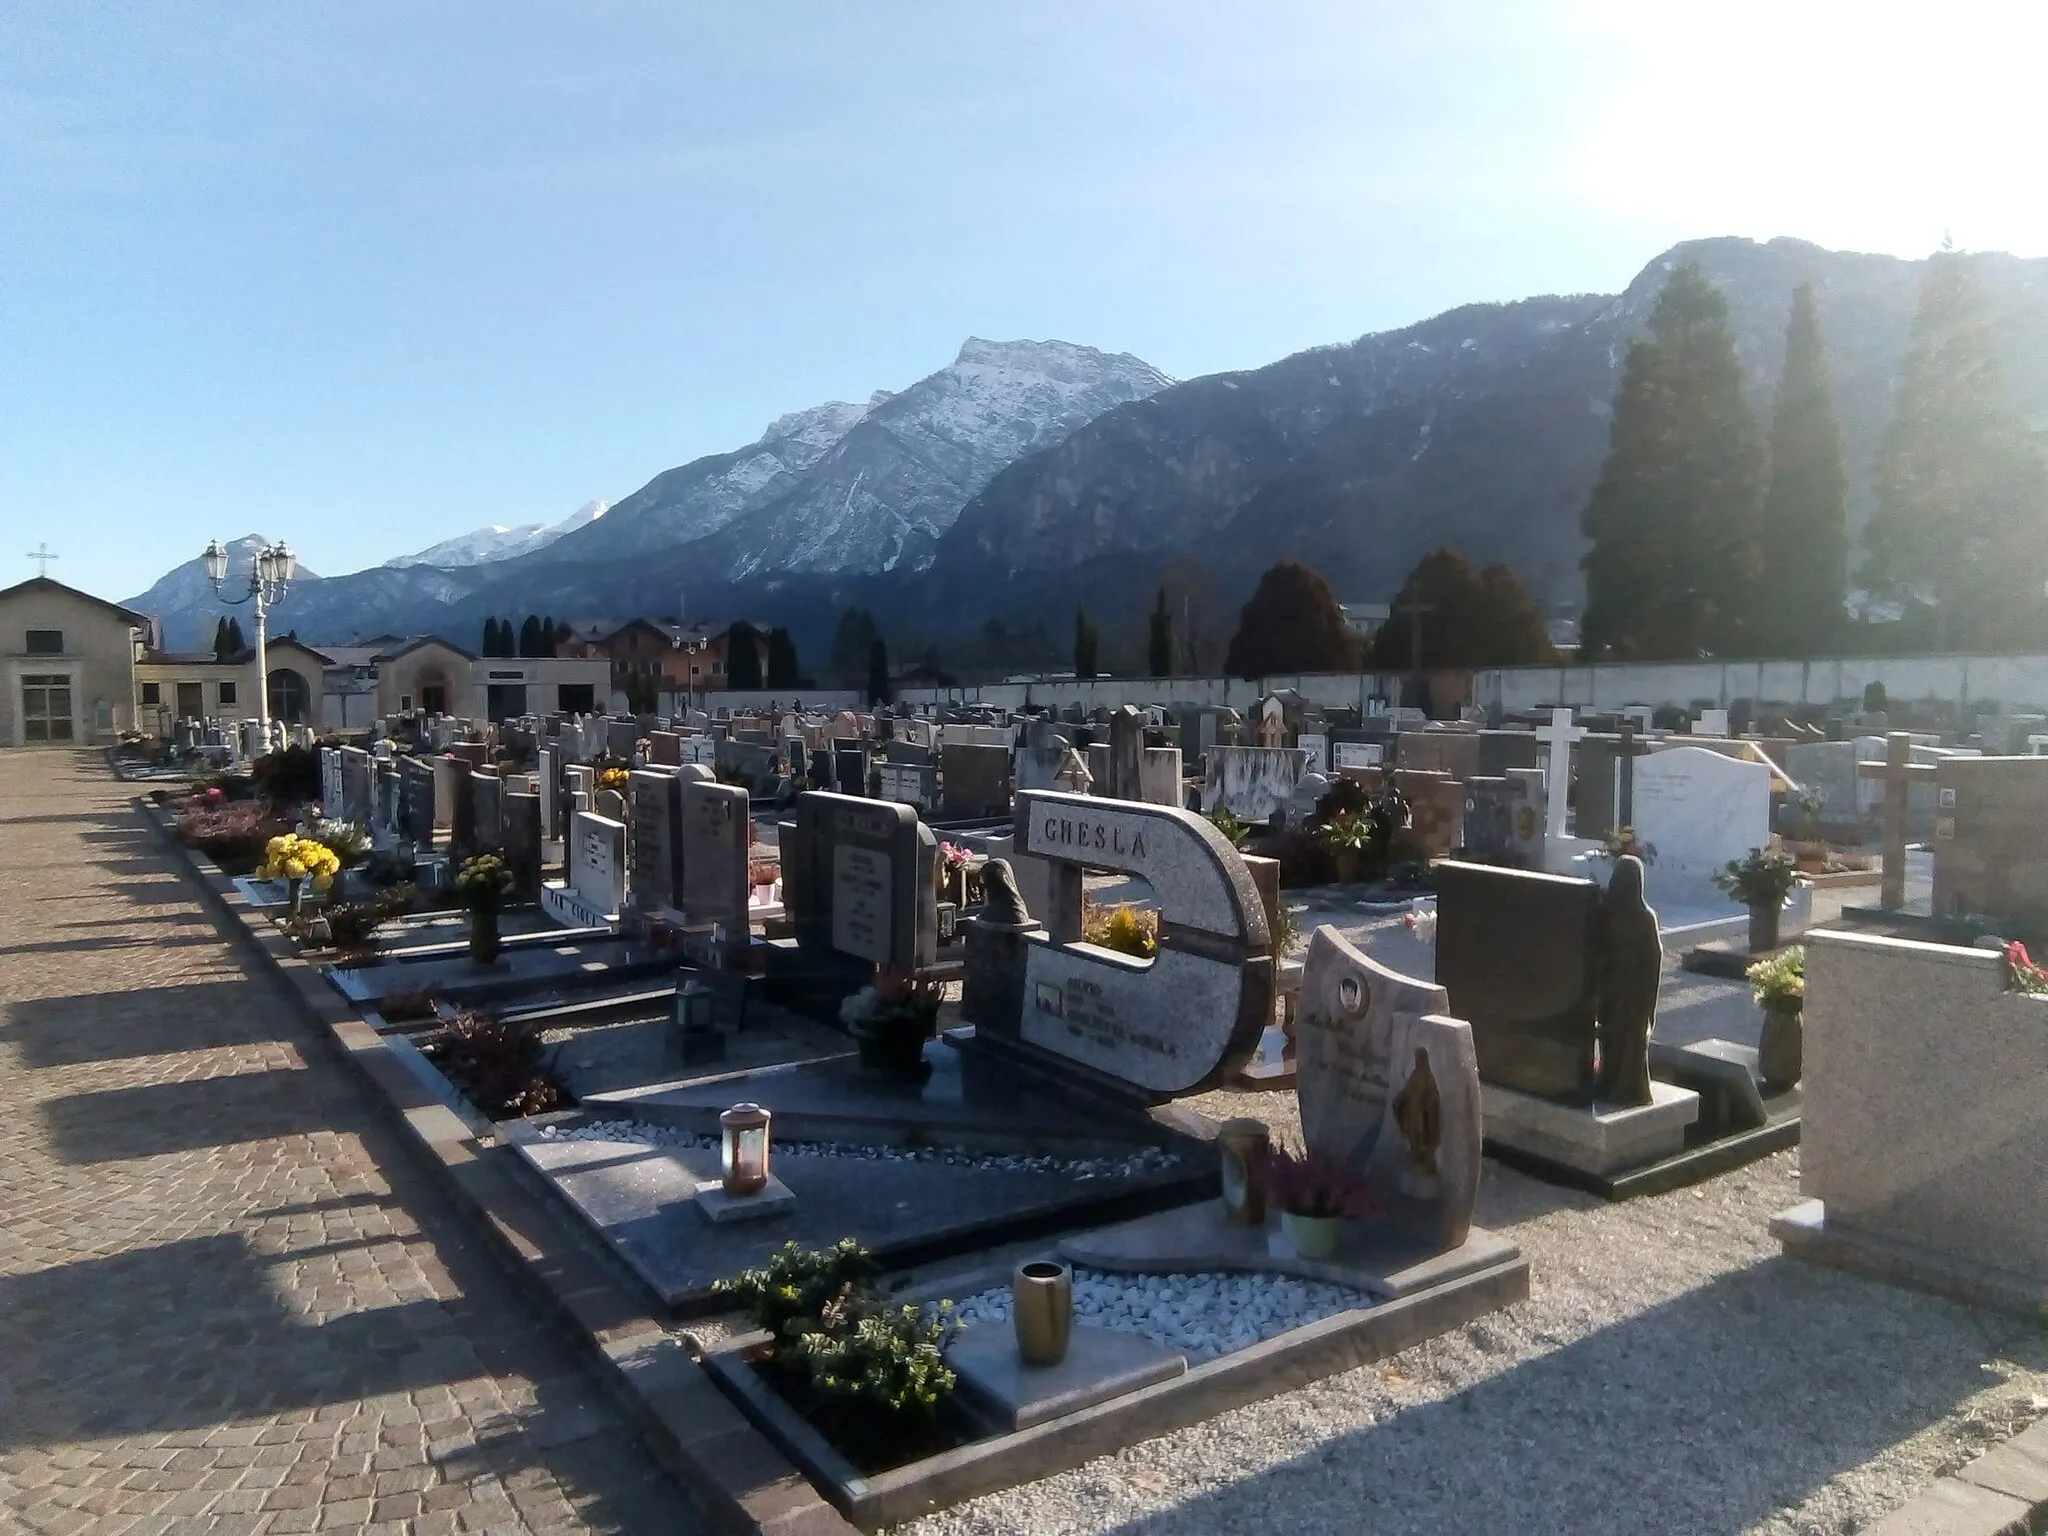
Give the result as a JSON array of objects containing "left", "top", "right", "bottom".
[{"left": 904, "top": 1140, "right": 2048, "bottom": 1536}]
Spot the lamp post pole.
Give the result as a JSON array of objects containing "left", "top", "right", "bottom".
[{"left": 202, "top": 538, "right": 295, "bottom": 744}]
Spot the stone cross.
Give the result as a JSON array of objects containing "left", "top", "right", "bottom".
[
  {"left": 1534, "top": 708, "right": 1587, "bottom": 841},
  {"left": 1857, "top": 730, "right": 1935, "bottom": 910}
]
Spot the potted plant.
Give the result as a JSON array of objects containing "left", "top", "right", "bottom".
[
  {"left": 1714, "top": 847, "right": 1800, "bottom": 953},
  {"left": 2007, "top": 942, "right": 2048, "bottom": 996},
  {"left": 454, "top": 853, "right": 515, "bottom": 963},
  {"left": 1319, "top": 811, "right": 1374, "bottom": 884},
  {"left": 256, "top": 832, "right": 341, "bottom": 916},
  {"left": 936, "top": 841, "right": 974, "bottom": 906},
  {"left": 839, "top": 968, "right": 943, "bottom": 1077},
  {"left": 1745, "top": 944, "right": 1805, "bottom": 1089},
  {"left": 1261, "top": 1144, "right": 1376, "bottom": 1259},
  {"left": 1082, "top": 900, "right": 1159, "bottom": 959}
]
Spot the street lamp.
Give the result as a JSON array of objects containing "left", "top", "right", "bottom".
[{"left": 202, "top": 537, "right": 296, "bottom": 739}]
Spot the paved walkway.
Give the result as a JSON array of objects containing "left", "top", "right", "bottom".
[{"left": 0, "top": 752, "right": 698, "bottom": 1536}]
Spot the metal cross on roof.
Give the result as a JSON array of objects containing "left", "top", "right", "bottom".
[{"left": 26, "top": 543, "right": 57, "bottom": 577}]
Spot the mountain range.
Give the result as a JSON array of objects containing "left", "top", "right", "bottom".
[{"left": 126, "top": 238, "right": 2048, "bottom": 663}]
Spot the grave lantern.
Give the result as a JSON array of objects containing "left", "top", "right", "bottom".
[
  {"left": 1218, "top": 1118, "right": 1270, "bottom": 1227},
  {"left": 719, "top": 1102, "right": 772, "bottom": 1196}
]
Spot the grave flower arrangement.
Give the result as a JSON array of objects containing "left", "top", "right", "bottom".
[
  {"left": 257, "top": 832, "right": 342, "bottom": 914},
  {"left": 840, "top": 968, "right": 944, "bottom": 1076},
  {"left": 1319, "top": 810, "right": 1375, "bottom": 883},
  {"left": 297, "top": 814, "right": 371, "bottom": 870},
  {"left": 1261, "top": 1144, "right": 1376, "bottom": 1259},
  {"left": 596, "top": 766, "right": 631, "bottom": 794},
  {"left": 2007, "top": 942, "right": 2048, "bottom": 997},
  {"left": 455, "top": 852, "right": 515, "bottom": 961},
  {"left": 1745, "top": 944, "right": 1806, "bottom": 1089},
  {"left": 1208, "top": 807, "right": 1253, "bottom": 849},
  {"left": 1594, "top": 827, "right": 1658, "bottom": 865},
  {"left": 714, "top": 1240, "right": 962, "bottom": 1472},
  {"left": 175, "top": 797, "right": 287, "bottom": 872},
  {"left": 1746, "top": 945, "right": 1805, "bottom": 1010},
  {"left": 1715, "top": 846, "right": 1800, "bottom": 953},
  {"left": 1082, "top": 900, "right": 1160, "bottom": 960}
]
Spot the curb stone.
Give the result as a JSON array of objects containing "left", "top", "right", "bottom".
[
  {"left": 1866, "top": 1418, "right": 2048, "bottom": 1536},
  {"left": 139, "top": 796, "right": 858, "bottom": 1536}
]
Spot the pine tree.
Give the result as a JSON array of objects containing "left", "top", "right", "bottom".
[
  {"left": 725, "top": 622, "right": 763, "bottom": 689},
  {"left": 830, "top": 609, "right": 879, "bottom": 684},
  {"left": 765, "top": 627, "right": 800, "bottom": 688},
  {"left": 866, "top": 637, "right": 892, "bottom": 705},
  {"left": 1223, "top": 560, "right": 1359, "bottom": 678},
  {"left": 1754, "top": 283, "right": 1851, "bottom": 656},
  {"left": 1864, "top": 251, "right": 2048, "bottom": 649},
  {"left": 1074, "top": 607, "right": 1099, "bottom": 678},
  {"left": 1146, "top": 587, "right": 1173, "bottom": 676},
  {"left": 1582, "top": 264, "right": 1765, "bottom": 659}
]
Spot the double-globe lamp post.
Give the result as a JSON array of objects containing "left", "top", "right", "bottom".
[{"left": 201, "top": 538, "right": 296, "bottom": 740}]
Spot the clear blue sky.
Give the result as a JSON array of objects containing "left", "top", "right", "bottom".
[{"left": 4, "top": 1, "right": 2040, "bottom": 601}]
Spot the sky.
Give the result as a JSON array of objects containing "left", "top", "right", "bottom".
[{"left": 4, "top": 0, "right": 2044, "bottom": 602}]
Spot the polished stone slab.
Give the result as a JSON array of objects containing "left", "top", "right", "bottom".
[
  {"left": 948, "top": 1324, "right": 1186, "bottom": 1431},
  {"left": 1482, "top": 1079, "right": 1700, "bottom": 1177},
  {"left": 507, "top": 1118, "right": 1207, "bottom": 1312},
  {"left": 324, "top": 936, "right": 677, "bottom": 1006},
  {"left": 1057, "top": 1198, "right": 1520, "bottom": 1302},
  {"left": 695, "top": 1174, "right": 796, "bottom": 1224}
]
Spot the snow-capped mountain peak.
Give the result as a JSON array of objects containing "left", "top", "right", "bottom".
[{"left": 384, "top": 500, "right": 610, "bottom": 569}]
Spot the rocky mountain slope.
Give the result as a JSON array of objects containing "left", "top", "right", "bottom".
[{"left": 385, "top": 500, "right": 609, "bottom": 568}]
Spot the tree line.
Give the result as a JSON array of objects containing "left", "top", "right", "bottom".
[{"left": 1582, "top": 251, "right": 2047, "bottom": 658}]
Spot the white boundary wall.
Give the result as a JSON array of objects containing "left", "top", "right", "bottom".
[{"left": 896, "top": 654, "right": 2048, "bottom": 715}]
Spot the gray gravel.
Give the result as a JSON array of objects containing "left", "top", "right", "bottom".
[{"left": 901, "top": 1147, "right": 2048, "bottom": 1536}]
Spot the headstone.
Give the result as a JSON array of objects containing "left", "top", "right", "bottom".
[
  {"left": 373, "top": 763, "right": 401, "bottom": 843},
  {"left": 320, "top": 748, "right": 345, "bottom": 820},
  {"left": 628, "top": 769, "right": 684, "bottom": 913},
  {"left": 875, "top": 759, "right": 937, "bottom": 812},
  {"left": 1297, "top": 731, "right": 1329, "bottom": 775},
  {"left": 1393, "top": 769, "right": 1463, "bottom": 860},
  {"left": 1332, "top": 739, "right": 1387, "bottom": 773},
  {"left": 940, "top": 742, "right": 1012, "bottom": 820},
  {"left": 680, "top": 777, "right": 752, "bottom": 930},
  {"left": 1397, "top": 733, "right": 1481, "bottom": 781},
  {"left": 502, "top": 791, "right": 542, "bottom": 899},
  {"left": 1693, "top": 709, "right": 1730, "bottom": 736},
  {"left": 783, "top": 792, "right": 938, "bottom": 971},
  {"left": 833, "top": 739, "right": 869, "bottom": 799},
  {"left": 430, "top": 754, "right": 459, "bottom": 831},
  {"left": 1138, "top": 747, "right": 1184, "bottom": 809},
  {"left": 337, "top": 746, "right": 374, "bottom": 827},
  {"left": 1295, "top": 928, "right": 1482, "bottom": 1251},
  {"left": 541, "top": 811, "right": 627, "bottom": 927},
  {"left": 1631, "top": 747, "right": 1773, "bottom": 910},
  {"left": 1203, "top": 746, "right": 1309, "bottom": 823},
  {"left": 1001, "top": 790, "right": 1273, "bottom": 1096},
  {"left": 606, "top": 718, "right": 639, "bottom": 761},
  {"left": 470, "top": 772, "right": 503, "bottom": 853},
  {"left": 1931, "top": 756, "right": 2048, "bottom": 939},
  {"left": 647, "top": 731, "right": 683, "bottom": 767},
  {"left": 1106, "top": 706, "right": 1145, "bottom": 802},
  {"left": 446, "top": 762, "right": 478, "bottom": 865},
  {"left": 1533, "top": 709, "right": 1587, "bottom": 842},
  {"left": 399, "top": 757, "right": 436, "bottom": 848},
  {"left": 1434, "top": 861, "right": 1602, "bottom": 1105}
]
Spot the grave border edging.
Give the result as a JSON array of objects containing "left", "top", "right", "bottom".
[{"left": 134, "top": 795, "right": 858, "bottom": 1536}]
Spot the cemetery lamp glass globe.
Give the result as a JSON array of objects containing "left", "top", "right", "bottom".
[
  {"left": 271, "top": 542, "right": 296, "bottom": 583},
  {"left": 202, "top": 539, "right": 230, "bottom": 586},
  {"left": 719, "top": 1102, "right": 772, "bottom": 1197}
]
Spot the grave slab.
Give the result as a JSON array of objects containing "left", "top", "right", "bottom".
[
  {"left": 947, "top": 1325, "right": 1187, "bottom": 1432},
  {"left": 694, "top": 1174, "right": 797, "bottom": 1224},
  {"left": 1482, "top": 1080, "right": 1699, "bottom": 1177}
]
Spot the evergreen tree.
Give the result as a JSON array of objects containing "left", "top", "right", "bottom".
[
  {"left": 1368, "top": 549, "right": 1555, "bottom": 669},
  {"left": 830, "top": 608, "right": 879, "bottom": 684},
  {"left": 1582, "top": 264, "right": 1765, "bottom": 658},
  {"left": 1074, "top": 606, "right": 1100, "bottom": 678},
  {"left": 212, "top": 616, "right": 231, "bottom": 660},
  {"left": 866, "top": 636, "right": 892, "bottom": 705},
  {"left": 1754, "top": 283, "right": 1851, "bottom": 656},
  {"left": 518, "top": 615, "right": 543, "bottom": 657},
  {"left": 482, "top": 617, "right": 499, "bottom": 655},
  {"left": 1864, "top": 251, "right": 2048, "bottom": 649},
  {"left": 1223, "top": 560, "right": 1359, "bottom": 678},
  {"left": 540, "top": 616, "right": 557, "bottom": 657},
  {"left": 225, "top": 617, "right": 247, "bottom": 654},
  {"left": 765, "top": 627, "right": 800, "bottom": 688},
  {"left": 1146, "top": 587, "right": 1174, "bottom": 676},
  {"left": 725, "top": 621, "right": 763, "bottom": 689}
]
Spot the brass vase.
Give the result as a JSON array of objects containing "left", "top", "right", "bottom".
[
  {"left": 1218, "top": 1119, "right": 1270, "bottom": 1227},
  {"left": 1012, "top": 1260, "right": 1072, "bottom": 1368}
]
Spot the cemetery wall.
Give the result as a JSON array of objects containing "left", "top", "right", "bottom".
[
  {"left": 1474, "top": 654, "right": 2048, "bottom": 713},
  {"left": 696, "top": 688, "right": 862, "bottom": 715},
  {"left": 900, "top": 669, "right": 1449, "bottom": 714}
]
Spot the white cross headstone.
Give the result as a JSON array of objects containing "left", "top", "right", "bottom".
[{"left": 1534, "top": 707, "right": 1587, "bottom": 841}]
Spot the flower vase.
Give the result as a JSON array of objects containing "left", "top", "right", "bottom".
[
  {"left": 1757, "top": 1003, "right": 1802, "bottom": 1090},
  {"left": 1335, "top": 849, "right": 1360, "bottom": 885},
  {"left": 1012, "top": 1261, "right": 1073, "bottom": 1367},
  {"left": 1280, "top": 1211, "right": 1343, "bottom": 1259},
  {"left": 468, "top": 907, "right": 502, "bottom": 964},
  {"left": 1748, "top": 901, "right": 1781, "bottom": 954},
  {"left": 288, "top": 878, "right": 306, "bottom": 918}
]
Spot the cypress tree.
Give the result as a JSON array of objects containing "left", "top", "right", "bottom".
[
  {"left": 725, "top": 622, "right": 763, "bottom": 689},
  {"left": 481, "top": 618, "right": 499, "bottom": 655},
  {"left": 1757, "top": 283, "right": 1850, "bottom": 655},
  {"left": 225, "top": 617, "right": 247, "bottom": 654},
  {"left": 1369, "top": 549, "right": 1555, "bottom": 669},
  {"left": 1074, "top": 607, "right": 1100, "bottom": 678},
  {"left": 212, "top": 616, "right": 231, "bottom": 659},
  {"left": 518, "top": 615, "right": 542, "bottom": 657},
  {"left": 1582, "top": 264, "right": 1764, "bottom": 659},
  {"left": 866, "top": 637, "right": 892, "bottom": 705},
  {"left": 1146, "top": 587, "right": 1173, "bottom": 677},
  {"left": 540, "top": 616, "right": 557, "bottom": 657},
  {"left": 765, "top": 627, "right": 800, "bottom": 688},
  {"left": 1864, "top": 250, "right": 2048, "bottom": 649}
]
